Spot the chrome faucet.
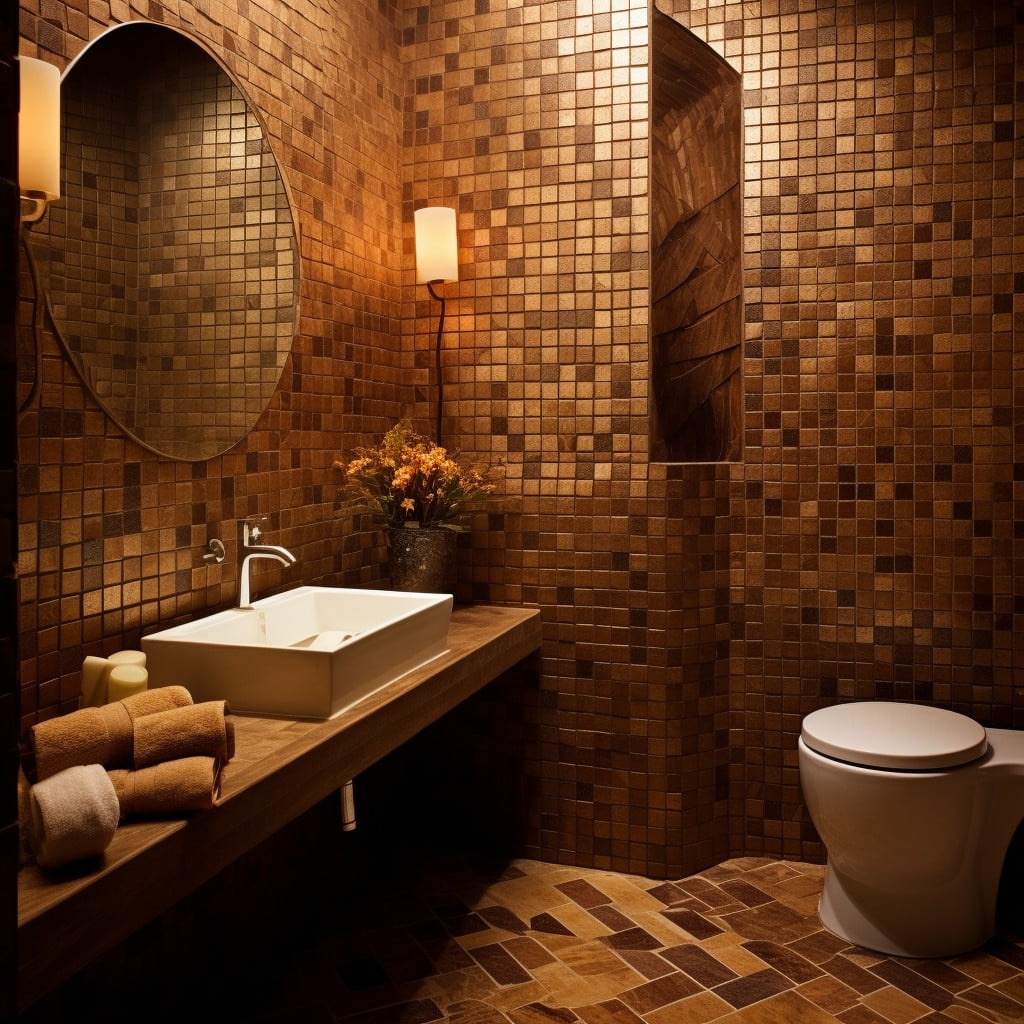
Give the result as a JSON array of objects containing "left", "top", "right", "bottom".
[{"left": 239, "top": 519, "right": 296, "bottom": 609}]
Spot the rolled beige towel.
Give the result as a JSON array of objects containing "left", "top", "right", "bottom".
[
  {"left": 108, "top": 756, "right": 221, "bottom": 819},
  {"left": 28, "top": 764, "right": 120, "bottom": 869},
  {"left": 31, "top": 685, "right": 194, "bottom": 781},
  {"left": 132, "top": 701, "right": 234, "bottom": 769}
]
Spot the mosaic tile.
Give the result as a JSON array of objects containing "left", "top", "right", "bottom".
[{"left": 18, "top": 0, "right": 1024, "bottom": 895}]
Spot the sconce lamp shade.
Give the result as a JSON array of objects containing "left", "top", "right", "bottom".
[
  {"left": 414, "top": 206, "right": 458, "bottom": 283},
  {"left": 19, "top": 56, "right": 61, "bottom": 201}
]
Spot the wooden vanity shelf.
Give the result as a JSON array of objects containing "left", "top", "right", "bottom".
[{"left": 17, "top": 603, "right": 542, "bottom": 1015}]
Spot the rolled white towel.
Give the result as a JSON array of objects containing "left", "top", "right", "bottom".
[{"left": 28, "top": 763, "right": 120, "bottom": 869}]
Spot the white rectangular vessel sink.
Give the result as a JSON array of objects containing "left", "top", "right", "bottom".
[{"left": 142, "top": 586, "right": 453, "bottom": 719}]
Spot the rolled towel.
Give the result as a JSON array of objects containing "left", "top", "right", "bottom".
[
  {"left": 119, "top": 685, "right": 192, "bottom": 722},
  {"left": 28, "top": 764, "right": 120, "bottom": 869},
  {"left": 108, "top": 756, "right": 221, "bottom": 818},
  {"left": 132, "top": 701, "right": 234, "bottom": 769},
  {"left": 31, "top": 685, "right": 194, "bottom": 781},
  {"left": 31, "top": 703, "right": 133, "bottom": 781}
]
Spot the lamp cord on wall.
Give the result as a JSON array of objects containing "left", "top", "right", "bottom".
[
  {"left": 427, "top": 280, "right": 445, "bottom": 447},
  {"left": 17, "top": 227, "right": 43, "bottom": 420}
]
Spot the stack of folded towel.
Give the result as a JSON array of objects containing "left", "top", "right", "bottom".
[{"left": 23, "top": 685, "right": 234, "bottom": 870}]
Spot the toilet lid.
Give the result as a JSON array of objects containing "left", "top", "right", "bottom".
[{"left": 801, "top": 702, "right": 988, "bottom": 770}]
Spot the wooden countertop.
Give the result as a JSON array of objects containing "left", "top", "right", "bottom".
[{"left": 17, "top": 603, "right": 542, "bottom": 1014}]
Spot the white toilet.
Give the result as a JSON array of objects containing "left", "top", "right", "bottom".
[{"left": 799, "top": 701, "right": 1024, "bottom": 958}]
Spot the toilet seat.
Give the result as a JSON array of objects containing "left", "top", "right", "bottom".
[{"left": 801, "top": 701, "right": 988, "bottom": 770}]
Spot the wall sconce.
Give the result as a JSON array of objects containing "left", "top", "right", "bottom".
[
  {"left": 19, "top": 55, "right": 61, "bottom": 224},
  {"left": 414, "top": 206, "right": 458, "bottom": 446}
]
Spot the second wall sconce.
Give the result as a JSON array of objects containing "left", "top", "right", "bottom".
[{"left": 414, "top": 206, "right": 458, "bottom": 446}]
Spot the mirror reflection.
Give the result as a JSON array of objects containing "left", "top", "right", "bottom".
[{"left": 33, "top": 22, "right": 299, "bottom": 461}]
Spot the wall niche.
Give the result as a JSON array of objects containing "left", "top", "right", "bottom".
[{"left": 650, "top": 6, "right": 742, "bottom": 463}]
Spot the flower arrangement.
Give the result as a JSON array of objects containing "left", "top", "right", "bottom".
[{"left": 334, "top": 420, "right": 495, "bottom": 530}]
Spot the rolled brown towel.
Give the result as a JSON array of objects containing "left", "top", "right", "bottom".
[
  {"left": 132, "top": 701, "right": 234, "bottom": 769},
  {"left": 31, "top": 685, "right": 194, "bottom": 781},
  {"left": 108, "top": 756, "right": 221, "bottom": 818},
  {"left": 119, "top": 685, "right": 192, "bottom": 722}
]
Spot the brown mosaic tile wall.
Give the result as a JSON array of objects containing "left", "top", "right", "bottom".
[
  {"left": 17, "top": 0, "right": 408, "bottom": 719},
  {"left": 400, "top": 0, "right": 733, "bottom": 878},
  {"left": 660, "top": 0, "right": 1023, "bottom": 862},
  {"left": 401, "top": 0, "right": 1023, "bottom": 875},
  {"left": 13, "top": 0, "right": 1023, "bottom": 897},
  {"left": 2, "top": 0, "right": 21, "bottom": 1012}
]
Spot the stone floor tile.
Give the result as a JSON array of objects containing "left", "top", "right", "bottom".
[
  {"left": 715, "top": 990, "right": 843, "bottom": 1023},
  {"left": 870, "top": 961, "right": 955, "bottom": 1012},
  {"left": 506, "top": 1003, "right": 580, "bottom": 1024},
  {"left": 941, "top": 1004, "right": 1008, "bottom": 1024},
  {"left": 530, "top": 912, "right": 576, "bottom": 936},
  {"left": 556, "top": 940, "right": 641, "bottom": 979},
  {"left": 718, "top": 879, "right": 774, "bottom": 908},
  {"left": 617, "top": 971, "right": 702, "bottom": 1014},
  {"left": 446, "top": 999, "right": 514, "bottom": 1024},
  {"left": 904, "top": 960, "right": 978, "bottom": 996},
  {"left": 504, "top": 935, "right": 558, "bottom": 971},
  {"left": 488, "top": 980, "right": 557, "bottom": 1013},
  {"left": 480, "top": 905, "right": 532, "bottom": 934},
  {"left": 951, "top": 953, "right": 1020, "bottom": 986},
  {"left": 995, "top": 972, "right": 1024, "bottom": 1002},
  {"left": 705, "top": 941, "right": 779, "bottom": 979},
  {"left": 247, "top": 856, "right": 1024, "bottom": 1024},
  {"left": 787, "top": 929, "right": 854, "bottom": 965},
  {"left": 470, "top": 942, "right": 535, "bottom": 986},
  {"left": 955, "top": 982, "right": 1024, "bottom": 1020},
  {"left": 556, "top": 879, "right": 614, "bottom": 909},
  {"left": 612, "top": 949, "right": 678, "bottom": 981},
  {"left": 643, "top": 990, "right": 734, "bottom": 1024},
  {"left": 529, "top": 961, "right": 645, "bottom": 1009},
  {"left": 662, "top": 907, "right": 725, "bottom": 940},
  {"left": 588, "top": 905, "right": 639, "bottom": 932},
  {"left": 659, "top": 943, "right": 739, "bottom": 987},
  {"left": 859, "top": 985, "right": 932, "bottom": 1023},
  {"left": 572, "top": 997, "right": 645, "bottom": 1023},
  {"left": 712, "top": 967, "right": 793, "bottom": 1009},
  {"left": 820, "top": 954, "right": 889, "bottom": 996},
  {"left": 834, "top": 1005, "right": 892, "bottom": 1024},
  {"left": 741, "top": 939, "right": 824, "bottom": 983},
  {"left": 795, "top": 975, "right": 863, "bottom": 1015}
]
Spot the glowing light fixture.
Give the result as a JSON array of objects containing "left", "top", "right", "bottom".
[
  {"left": 19, "top": 55, "right": 61, "bottom": 224},
  {"left": 414, "top": 206, "right": 459, "bottom": 445}
]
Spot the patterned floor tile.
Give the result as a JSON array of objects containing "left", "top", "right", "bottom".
[{"left": 232, "top": 856, "right": 1024, "bottom": 1024}]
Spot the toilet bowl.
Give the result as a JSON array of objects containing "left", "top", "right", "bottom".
[{"left": 798, "top": 701, "right": 1024, "bottom": 958}]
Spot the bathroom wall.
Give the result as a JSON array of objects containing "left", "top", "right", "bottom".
[
  {"left": 3, "top": 0, "right": 22, "bottom": 1011},
  {"left": 17, "top": 0, "right": 409, "bottom": 726},
  {"left": 659, "top": 0, "right": 1022, "bottom": 861},
  {"left": 14, "top": 0, "right": 1022, "bottom": 892},
  {"left": 400, "top": 0, "right": 734, "bottom": 877},
  {"left": 401, "top": 0, "right": 1022, "bottom": 872}
]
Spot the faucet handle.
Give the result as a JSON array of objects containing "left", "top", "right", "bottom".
[
  {"left": 243, "top": 515, "right": 269, "bottom": 547},
  {"left": 203, "top": 537, "right": 226, "bottom": 564}
]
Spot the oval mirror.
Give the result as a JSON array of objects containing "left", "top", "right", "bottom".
[{"left": 33, "top": 22, "right": 299, "bottom": 461}]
